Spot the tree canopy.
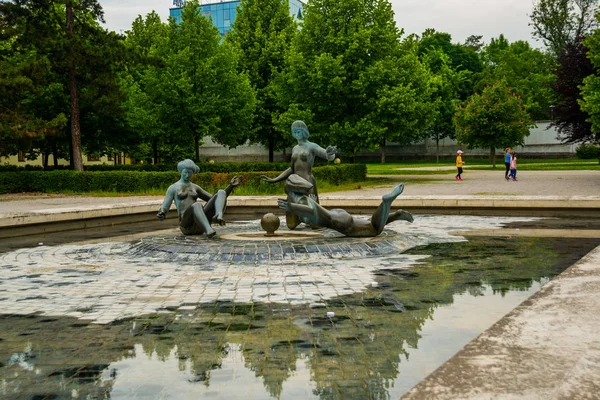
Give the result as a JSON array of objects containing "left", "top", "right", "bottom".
[
  {"left": 454, "top": 79, "right": 535, "bottom": 167},
  {"left": 551, "top": 36, "right": 596, "bottom": 143},
  {"left": 476, "top": 35, "right": 556, "bottom": 120},
  {"left": 276, "top": 0, "right": 435, "bottom": 160},
  {"left": 225, "top": 0, "right": 297, "bottom": 162},
  {"left": 530, "top": 0, "right": 600, "bottom": 56}
]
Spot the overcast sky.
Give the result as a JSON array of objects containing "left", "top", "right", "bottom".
[{"left": 99, "top": 0, "right": 538, "bottom": 46}]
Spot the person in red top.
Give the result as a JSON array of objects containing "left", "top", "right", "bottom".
[{"left": 455, "top": 150, "right": 465, "bottom": 181}]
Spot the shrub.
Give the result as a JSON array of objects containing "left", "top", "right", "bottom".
[
  {"left": 575, "top": 143, "right": 600, "bottom": 159},
  {"left": 0, "top": 161, "right": 291, "bottom": 173},
  {"left": 0, "top": 164, "right": 366, "bottom": 194}
]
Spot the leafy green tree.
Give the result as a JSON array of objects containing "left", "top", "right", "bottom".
[
  {"left": 0, "top": 32, "right": 68, "bottom": 162},
  {"left": 463, "top": 34, "right": 485, "bottom": 52},
  {"left": 551, "top": 37, "right": 596, "bottom": 143},
  {"left": 421, "top": 48, "right": 468, "bottom": 162},
  {"left": 121, "top": 11, "right": 170, "bottom": 163},
  {"left": 476, "top": 35, "right": 556, "bottom": 120},
  {"left": 161, "top": 1, "right": 256, "bottom": 161},
  {"left": 417, "top": 29, "right": 483, "bottom": 101},
  {"left": 276, "top": 0, "right": 435, "bottom": 162},
  {"left": 225, "top": 0, "right": 297, "bottom": 162},
  {"left": 453, "top": 79, "right": 534, "bottom": 167},
  {"left": 530, "top": 0, "right": 599, "bottom": 57},
  {"left": 1, "top": 0, "right": 127, "bottom": 170},
  {"left": 579, "top": 23, "right": 600, "bottom": 142}
]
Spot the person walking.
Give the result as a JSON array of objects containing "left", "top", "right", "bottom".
[
  {"left": 455, "top": 150, "right": 465, "bottom": 181},
  {"left": 504, "top": 147, "right": 512, "bottom": 180},
  {"left": 508, "top": 151, "right": 518, "bottom": 181}
]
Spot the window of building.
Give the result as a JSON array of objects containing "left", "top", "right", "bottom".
[
  {"left": 87, "top": 154, "right": 101, "bottom": 162},
  {"left": 18, "top": 151, "right": 25, "bottom": 162}
]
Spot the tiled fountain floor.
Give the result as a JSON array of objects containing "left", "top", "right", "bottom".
[{"left": 1, "top": 215, "right": 539, "bottom": 324}]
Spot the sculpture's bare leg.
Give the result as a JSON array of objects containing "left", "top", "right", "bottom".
[
  {"left": 387, "top": 210, "right": 414, "bottom": 224},
  {"left": 370, "top": 184, "right": 404, "bottom": 234},
  {"left": 204, "top": 189, "right": 227, "bottom": 226},
  {"left": 191, "top": 203, "right": 216, "bottom": 238}
]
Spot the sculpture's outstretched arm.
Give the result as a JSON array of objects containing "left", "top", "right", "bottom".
[
  {"left": 261, "top": 168, "right": 292, "bottom": 184},
  {"left": 157, "top": 187, "right": 175, "bottom": 221},
  {"left": 196, "top": 185, "right": 214, "bottom": 202},
  {"left": 224, "top": 175, "right": 242, "bottom": 196},
  {"left": 311, "top": 143, "right": 337, "bottom": 162},
  {"left": 278, "top": 198, "right": 315, "bottom": 219}
]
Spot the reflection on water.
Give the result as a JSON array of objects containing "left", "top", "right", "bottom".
[{"left": 1, "top": 237, "right": 598, "bottom": 400}]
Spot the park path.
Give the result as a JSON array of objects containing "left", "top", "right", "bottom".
[{"left": 337, "top": 169, "right": 600, "bottom": 197}]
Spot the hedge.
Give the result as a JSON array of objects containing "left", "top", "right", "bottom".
[
  {"left": 0, "top": 161, "right": 290, "bottom": 173},
  {"left": 0, "top": 164, "right": 366, "bottom": 194},
  {"left": 575, "top": 143, "right": 600, "bottom": 160}
]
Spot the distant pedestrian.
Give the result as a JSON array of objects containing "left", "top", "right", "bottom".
[
  {"left": 508, "top": 152, "right": 518, "bottom": 181},
  {"left": 455, "top": 150, "right": 465, "bottom": 181},
  {"left": 504, "top": 147, "right": 512, "bottom": 180}
]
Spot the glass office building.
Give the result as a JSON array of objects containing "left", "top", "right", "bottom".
[{"left": 169, "top": 0, "right": 304, "bottom": 37}]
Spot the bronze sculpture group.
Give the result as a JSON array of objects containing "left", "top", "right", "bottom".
[{"left": 158, "top": 121, "right": 413, "bottom": 238}]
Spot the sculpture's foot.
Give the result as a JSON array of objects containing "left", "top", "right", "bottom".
[
  {"left": 382, "top": 184, "right": 404, "bottom": 204},
  {"left": 206, "top": 229, "right": 217, "bottom": 238},
  {"left": 394, "top": 210, "right": 414, "bottom": 223},
  {"left": 212, "top": 215, "right": 225, "bottom": 226}
]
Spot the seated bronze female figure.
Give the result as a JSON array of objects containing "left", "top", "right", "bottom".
[{"left": 157, "top": 159, "right": 241, "bottom": 238}]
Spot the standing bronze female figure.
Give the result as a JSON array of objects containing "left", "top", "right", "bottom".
[
  {"left": 157, "top": 159, "right": 241, "bottom": 237},
  {"left": 261, "top": 121, "right": 337, "bottom": 229}
]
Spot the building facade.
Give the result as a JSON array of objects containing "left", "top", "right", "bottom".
[{"left": 169, "top": 0, "right": 304, "bottom": 37}]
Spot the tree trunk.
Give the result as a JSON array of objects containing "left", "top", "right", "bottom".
[
  {"left": 194, "top": 135, "right": 200, "bottom": 161},
  {"left": 268, "top": 138, "right": 274, "bottom": 163},
  {"left": 380, "top": 139, "right": 386, "bottom": 164},
  {"left": 436, "top": 135, "right": 440, "bottom": 164},
  {"left": 43, "top": 152, "right": 49, "bottom": 169},
  {"left": 490, "top": 147, "right": 496, "bottom": 168},
  {"left": 52, "top": 142, "right": 59, "bottom": 167},
  {"left": 152, "top": 139, "right": 158, "bottom": 164},
  {"left": 66, "top": 3, "right": 83, "bottom": 171}
]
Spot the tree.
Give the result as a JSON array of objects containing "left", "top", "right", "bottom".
[
  {"left": 122, "top": 3, "right": 256, "bottom": 162},
  {"left": 476, "top": 35, "right": 556, "bottom": 120},
  {"left": 276, "top": 0, "right": 435, "bottom": 162},
  {"left": 225, "top": 0, "right": 297, "bottom": 162},
  {"left": 121, "top": 11, "right": 170, "bottom": 164},
  {"left": 0, "top": 0, "right": 126, "bottom": 170},
  {"left": 420, "top": 48, "right": 468, "bottom": 162},
  {"left": 464, "top": 34, "right": 484, "bottom": 52},
  {"left": 530, "top": 0, "right": 600, "bottom": 57},
  {"left": 551, "top": 37, "right": 596, "bottom": 143},
  {"left": 417, "top": 29, "right": 483, "bottom": 100},
  {"left": 579, "top": 22, "right": 600, "bottom": 142},
  {"left": 159, "top": 1, "right": 256, "bottom": 161},
  {"left": 0, "top": 33, "right": 68, "bottom": 161},
  {"left": 453, "top": 79, "right": 535, "bottom": 167}
]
